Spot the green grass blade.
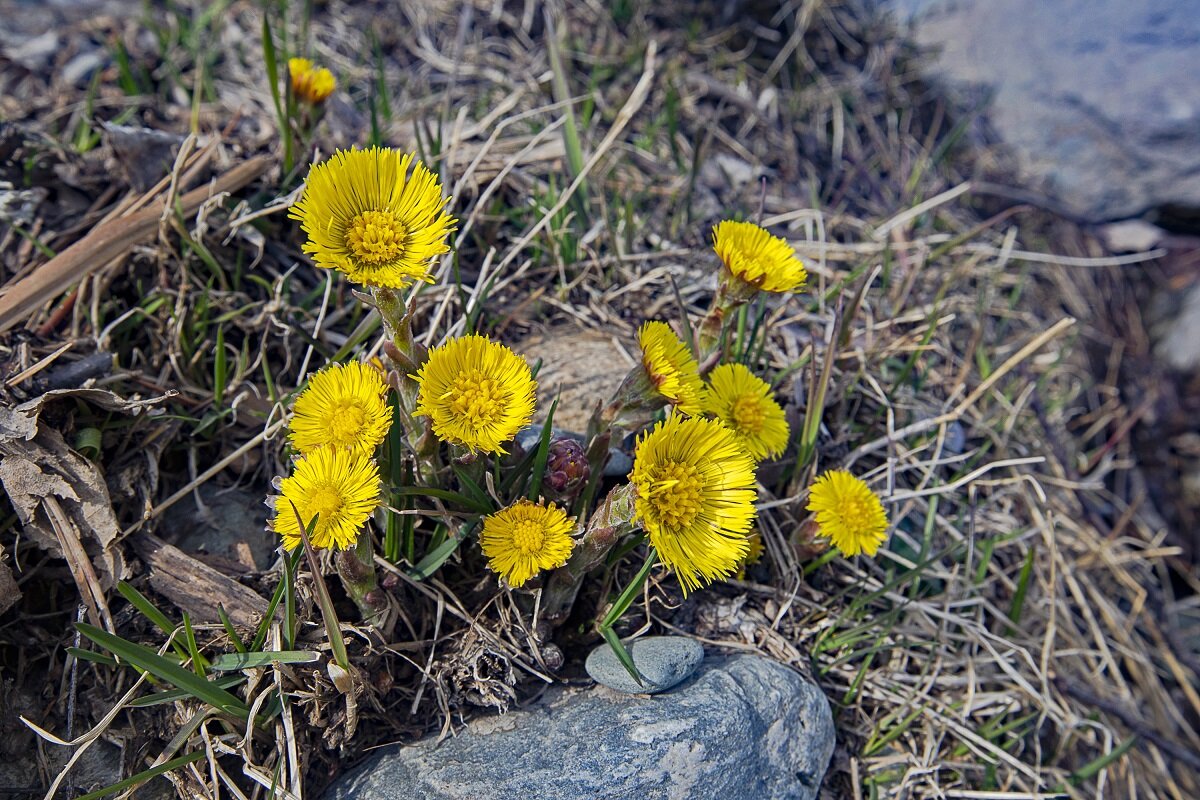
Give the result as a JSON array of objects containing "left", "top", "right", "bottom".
[
  {"left": 128, "top": 676, "right": 245, "bottom": 708},
  {"left": 528, "top": 398, "right": 558, "bottom": 500},
  {"left": 67, "top": 646, "right": 118, "bottom": 667},
  {"left": 207, "top": 650, "right": 320, "bottom": 671},
  {"left": 217, "top": 604, "right": 247, "bottom": 654},
  {"left": 600, "top": 626, "right": 643, "bottom": 687},
  {"left": 450, "top": 464, "right": 496, "bottom": 512},
  {"left": 75, "top": 623, "right": 249, "bottom": 720},
  {"left": 74, "top": 751, "right": 207, "bottom": 800},
  {"left": 1069, "top": 735, "right": 1137, "bottom": 785},
  {"left": 393, "top": 485, "right": 494, "bottom": 515},
  {"left": 181, "top": 613, "right": 207, "bottom": 676},
  {"left": 116, "top": 581, "right": 175, "bottom": 636},
  {"left": 250, "top": 549, "right": 301, "bottom": 653}
]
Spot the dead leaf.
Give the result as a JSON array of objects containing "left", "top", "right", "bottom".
[
  {"left": 0, "top": 387, "right": 173, "bottom": 628},
  {"left": 0, "top": 427, "right": 125, "bottom": 627},
  {"left": 0, "top": 542, "right": 19, "bottom": 616}
]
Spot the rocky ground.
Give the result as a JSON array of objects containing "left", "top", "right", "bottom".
[{"left": 1, "top": 1, "right": 1198, "bottom": 798}]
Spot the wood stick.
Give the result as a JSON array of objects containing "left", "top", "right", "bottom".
[{"left": 0, "top": 156, "right": 271, "bottom": 334}]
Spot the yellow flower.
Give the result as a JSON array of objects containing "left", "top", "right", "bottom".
[
  {"left": 712, "top": 220, "right": 807, "bottom": 294},
  {"left": 638, "top": 321, "right": 704, "bottom": 416},
  {"left": 703, "top": 363, "right": 790, "bottom": 461},
  {"left": 806, "top": 470, "right": 889, "bottom": 557},
  {"left": 288, "top": 361, "right": 393, "bottom": 455},
  {"left": 272, "top": 447, "right": 381, "bottom": 551},
  {"left": 289, "top": 147, "right": 457, "bottom": 288},
  {"left": 288, "top": 57, "right": 336, "bottom": 105},
  {"left": 630, "top": 415, "right": 757, "bottom": 594},
  {"left": 480, "top": 500, "right": 576, "bottom": 588},
  {"left": 413, "top": 334, "right": 536, "bottom": 454}
]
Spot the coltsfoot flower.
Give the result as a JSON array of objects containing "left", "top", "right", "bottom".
[
  {"left": 288, "top": 57, "right": 336, "bottom": 105},
  {"left": 630, "top": 415, "right": 757, "bottom": 594},
  {"left": 413, "top": 334, "right": 536, "bottom": 454},
  {"left": 290, "top": 147, "right": 457, "bottom": 288},
  {"left": 806, "top": 470, "right": 889, "bottom": 556},
  {"left": 288, "top": 361, "right": 393, "bottom": 455},
  {"left": 480, "top": 499, "right": 576, "bottom": 588},
  {"left": 713, "top": 220, "right": 807, "bottom": 294},
  {"left": 702, "top": 363, "right": 790, "bottom": 461},
  {"left": 638, "top": 321, "right": 705, "bottom": 416},
  {"left": 272, "top": 447, "right": 381, "bottom": 551}
]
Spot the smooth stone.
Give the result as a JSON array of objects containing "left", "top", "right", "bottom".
[
  {"left": 323, "top": 655, "right": 835, "bottom": 800},
  {"left": 876, "top": 0, "right": 1200, "bottom": 223},
  {"left": 585, "top": 635, "right": 704, "bottom": 694}
]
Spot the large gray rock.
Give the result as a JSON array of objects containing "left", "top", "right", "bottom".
[
  {"left": 880, "top": 0, "right": 1200, "bottom": 223},
  {"left": 325, "top": 655, "right": 834, "bottom": 800}
]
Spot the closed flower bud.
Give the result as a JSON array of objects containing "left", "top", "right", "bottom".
[{"left": 545, "top": 437, "right": 589, "bottom": 497}]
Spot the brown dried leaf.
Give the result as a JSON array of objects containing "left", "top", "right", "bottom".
[
  {"left": 0, "top": 542, "right": 19, "bottom": 616},
  {"left": 0, "top": 427, "right": 126, "bottom": 588}
]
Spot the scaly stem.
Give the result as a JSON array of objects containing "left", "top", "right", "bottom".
[{"left": 542, "top": 484, "right": 636, "bottom": 623}]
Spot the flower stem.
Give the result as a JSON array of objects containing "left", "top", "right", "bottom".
[
  {"left": 542, "top": 485, "right": 636, "bottom": 623},
  {"left": 335, "top": 530, "right": 385, "bottom": 626}
]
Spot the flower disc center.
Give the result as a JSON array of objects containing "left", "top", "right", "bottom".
[
  {"left": 835, "top": 496, "right": 872, "bottom": 532},
  {"left": 346, "top": 210, "right": 408, "bottom": 265},
  {"left": 449, "top": 369, "right": 505, "bottom": 427},
  {"left": 511, "top": 520, "right": 546, "bottom": 553},
  {"left": 648, "top": 461, "right": 704, "bottom": 530},
  {"left": 306, "top": 485, "right": 343, "bottom": 524},
  {"left": 328, "top": 403, "right": 368, "bottom": 446},
  {"left": 731, "top": 395, "right": 766, "bottom": 433}
]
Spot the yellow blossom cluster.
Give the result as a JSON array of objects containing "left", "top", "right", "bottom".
[{"left": 269, "top": 140, "right": 889, "bottom": 618}]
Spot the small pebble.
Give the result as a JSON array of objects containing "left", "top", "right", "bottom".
[{"left": 585, "top": 635, "right": 704, "bottom": 694}]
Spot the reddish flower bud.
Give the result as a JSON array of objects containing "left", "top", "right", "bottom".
[{"left": 544, "top": 437, "right": 589, "bottom": 498}]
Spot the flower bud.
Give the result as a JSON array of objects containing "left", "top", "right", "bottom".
[{"left": 544, "top": 437, "right": 589, "bottom": 498}]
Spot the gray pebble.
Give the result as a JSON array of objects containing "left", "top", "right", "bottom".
[{"left": 585, "top": 635, "right": 704, "bottom": 694}]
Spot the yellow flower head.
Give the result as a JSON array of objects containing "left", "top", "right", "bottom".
[
  {"left": 630, "top": 415, "right": 757, "bottom": 594},
  {"left": 638, "top": 321, "right": 705, "bottom": 416},
  {"left": 480, "top": 499, "right": 576, "bottom": 588},
  {"left": 272, "top": 447, "right": 381, "bottom": 551},
  {"left": 288, "top": 57, "right": 336, "bottom": 105},
  {"left": 712, "top": 220, "right": 807, "bottom": 294},
  {"left": 806, "top": 470, "right": 889, "bottom": 557},
  {"left": 289, "top": 147, "right": 457, "bottom": 288},
  {"left": 702, "top": 363, "right": 790, "bottom": 461},
  {"left": 413, "top": 334, "right": 536, "bottom": 454},
  {"left": 288, "top": 361, "right": 393, "bottom": 455}
]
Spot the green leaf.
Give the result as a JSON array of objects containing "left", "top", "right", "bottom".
[
  {"left": 528, "top": 398, "right": 558, "bottom": 501},
  {"left": 600, "top": 627, "right": 643, "bottom": 687},
  {"left": 410, "top": 535, "right": 461, "bottom": 580},
  {"left": 292, "top": 504, "right": 350, "bottom": 671},
  {"left": 217, "top": 604, "right": 247, "bottom": 654},
  {"left": 128, "top": 676, "right": 245, "bottom": 708},
  {"left": 393, "top": 485, "right": 494, "bottom": 515},
  {"left": 207, "top": 650, "right": 320, "bottom": 671},
  {"left": 74, "top": 751, "right": 206, "bottom": 800},
  {"left": 75, "top": 623, "right": 249, "bottom": 720},
  {"left": 67, "top": 646, "right": 117, "bottom": 667},
  {"left": 251, "top": 548, "right": 301, "bottom": 653},
  {"left": 452, "top": 464, "right": 496, "bottom": 512},
  {"left": 117, "top": 582, "right": 175, "bottom": 637}
]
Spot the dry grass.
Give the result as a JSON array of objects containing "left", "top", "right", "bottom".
[{"left": 0, "top": 0, "right": 1196, "bottom": 798}]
